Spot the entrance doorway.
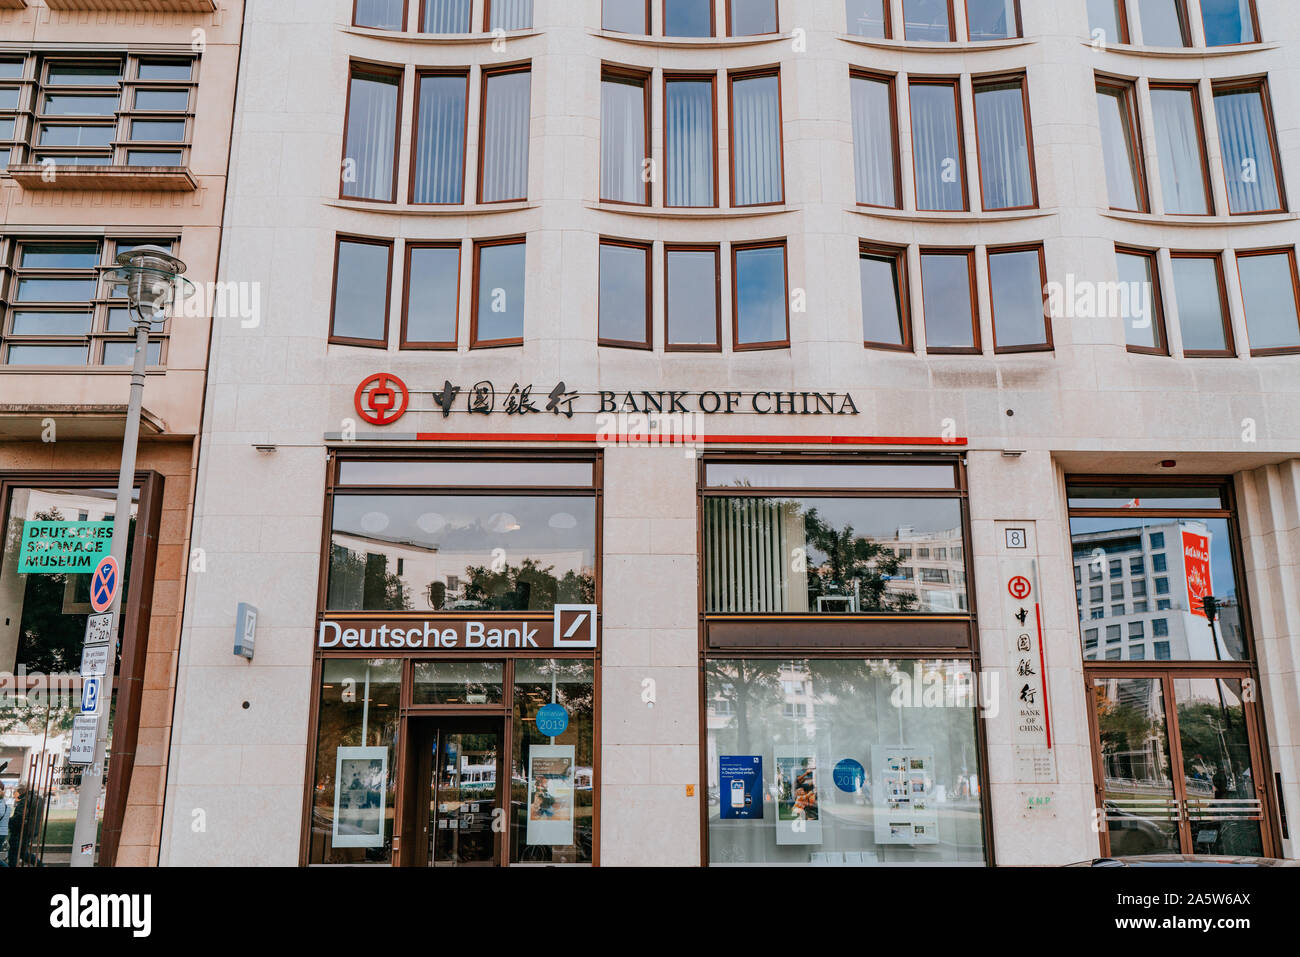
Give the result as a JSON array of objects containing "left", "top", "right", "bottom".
[{"left": 401, "top": 717, "right": 505, "bottom": 867}]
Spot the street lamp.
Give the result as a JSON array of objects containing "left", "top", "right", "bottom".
[{"left": 70, "top": 246, "right": 190, "bottom": 868}]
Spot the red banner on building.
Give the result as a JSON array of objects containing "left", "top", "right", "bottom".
[{"left": 1182, "top": 529, "right": 1213, "bottom": 619}]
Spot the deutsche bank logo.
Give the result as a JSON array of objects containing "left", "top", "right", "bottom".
[{"left": 553, "top": 605, "right": 598, "bottom": 649}]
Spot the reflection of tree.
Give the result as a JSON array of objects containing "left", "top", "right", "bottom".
[
  {"left": 1096, "top": 699, "right": 1166, "bottom": 781},
  {"left": 12, "top": 509, "right": 91, "bottom": 675},
  {"left": 711, "top": 660, "right": 784, "bottom": 754},
  {"left": 803, "top": 507, "right": 918, "bottom": 613},
  {"left": 328, "top": 546, "right": 411, "bottom": 611},
  {"left": 1176, "top": 699, "right": 1244, "bottom": 795},
  {"left": 459, "top": 558, "right": 594, "bottom": 612}
]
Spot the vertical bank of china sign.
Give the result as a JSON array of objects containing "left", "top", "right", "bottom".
[{"left": 318, "top": 605, "right": 599, "bottom": 652}]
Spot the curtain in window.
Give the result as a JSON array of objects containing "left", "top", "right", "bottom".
[
  {"left": 1201, "top": 0, "right": 1255, "bottom": 45},
  {"left": 1097, "top": 87, "right": 1142, "bottom": 210},
  {"left": 356, "top": 0, "right": 405, "bottom": 29},
  {"left": 731, "top": 74, "right": 782, "bottom": 205},
  {"left": 1214, "top": 88, "right": 1281, "bottom": 213},
  {"left": 851, "top": 76, "right": 896, "bottom": 206},
  {"left": 1136, "top": 0, "right": 1186, "bottom": 46},
  {"left": 729, "top": 0, "right": 777, "bottom": 36},
  {"left": 967, "top": 0, "right": 1017, "bottom": 40},
  {"left": 910, "top": 83, "right": 963, "bottom": 211},
  {"left": 975, "top": 82, "right": 1033, "bottom": 209},
  {"left": 1150, "top": 88, "right": 1208, "bottom": 214},
  {"left": 703, "top": 498, "right": 809, "bottom": 613},
  {"left": 489, "top": 0, "right": 533, "bottom": 30},
  {"left": 423, "top": 0, "right": 471, "bottom": 32},
  {"left": 343, "top": 72, "right": 398, "bottom": 201},
  {"left": 480, "top": 70, "right": 531, "bottom": 202},
  {"left": 666, "top": 79, "right": 714, "bottom": 206},
  {"left": 601, "top": 78, "right": 645, "bottom": 203},
  {"left": 413, "top": 74, "right": 466, "bottom": 204},
  {"left": 845, "top": 0, "right": 887, "bottom": 37}
]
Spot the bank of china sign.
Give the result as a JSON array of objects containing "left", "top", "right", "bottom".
[{"left": 319, "top": 605, "right": 598, "bottom": 651}]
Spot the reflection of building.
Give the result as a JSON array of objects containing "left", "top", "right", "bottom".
[{"left": 881, "top": 525, "right": 967, "bottom": 613}]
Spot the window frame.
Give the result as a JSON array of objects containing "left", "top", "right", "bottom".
[
  {"left": 483, "top": 0, "right": 534, "bottom": 32},
  {"left": 987, "top": 241, "right": 1052, "bottom": 354},
  {"left": 846, "top": 0, "right": 893, "bottom": 38},
  {"left": 919, "top": 246, "right": 980, "bottom": 355},
  {"left": 597, "top": 236, "right": 654, "bottom": 350},
  {"left": 1115, "top": 244, "right": 1169, "bottom": 356},
  {"left": 409, "top": 67, "right": 470, "bottom": 206},
  {"left": 964, "top": 0, "right": 1023, "bottom": 41},
  {"left": 859, "top": 241, "right": 912, "bottom": 352},
  {"left": 663, "top": 0, "right": 717, "bottom": 38},
  {"left": 476, "top": 61, "right": 532, "bottom": 205},
  {"left": 730, "top": 238, "right": 790, "bottom": 352},
  {"left": 419, "top": 0, "right": 474, "bottom": 33},
  {"left": 901, "top": 0, "right": 956, "bottom": 41},
  {"left": 354, "top": 0, "right": 409, "bottom": 31},
  {"left": 849, "top": 68, "right": 902, "bottom": 210},
  {"left": 663, "top": 71, "right": 719, "bottom": 210},
  {"left": 726, "top": 67, "right": 785, "bottom": 209},
  {"left": 665, "top": 242, "right": 723, "bottom": 353},
  {"left": 470, "top": 234, "right": 527, "bottom": 349},
  {"left": 600, "top": 65, "right": 652, "bottom": 207},
  {"left": 725, "top": 0, "right": 779, "bottom": 36},
  {"left": 1211, "top": 76, "right": 1287, "bottom": 217},
  {"left": 329, "top": 233, "right": 395, "bottom": 349},
  {"left": 1148, "top": 80, "right": 1214, "bottom": 217},
  {"left": 907, "top": 76, "right": 969, "bottom": 212},
  {"left": 1169, "top": 250, "right": 1235, "bottom": 358},
  {"left": 972, "top": 71, "right": 1039, "bottom": 212},
  {"left": 1091, "top": 0, "right": 1132, "bottom": 44},
  {"left": 1137, "top": 0, "right": 1190, "bottom": 47},
  {"left": 603, "top": 0, "right": 652, "bottom": 34},
  {"left": 339, "top": 61, "right": 404, "bottom": 204},
  {"left": 1199, "top": 0, "right": 1261, "bottom": 46},
  {"left": 400, "top": 240, "right": 462, "bottom": 351},
  {"left": 1234, "top": 246, "right": 1300, "bottom": 357},
  {"left": 1095, "top": 75, "right": 1150, "bottom": 213}
]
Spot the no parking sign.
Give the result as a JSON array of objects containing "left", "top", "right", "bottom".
[{"left": 90, "top": 555, "right": 120, "bottom": 614}]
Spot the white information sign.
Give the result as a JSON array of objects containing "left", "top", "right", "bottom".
[
  {"left": 84, "top": 612, "right": 114, "bottom": 646},
  {"left": 69, "top": 714, "right": 99, "bottom": 766},
  {"left": 80, "top": 643, "right": 111, "bottom": 678}
]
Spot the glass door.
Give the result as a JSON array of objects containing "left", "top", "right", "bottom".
[{"left": 428, "top": 721, "right": 503, "bottom": 866}]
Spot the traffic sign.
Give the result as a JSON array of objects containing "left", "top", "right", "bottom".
[
  {"left": 81, "top": 676, "right": 102, "bottom": 714},
  {"left": 80, "top": 644, "right": 111, "bottom": 678},
  {"left": 69, "top": 715, "right": 98, "bottom": 766},
  {"left": 89, "top": 556, "right": 120, "bottom": 614},
  {"left": 84, "top": 612, "right": 114, "bottom": 646}
]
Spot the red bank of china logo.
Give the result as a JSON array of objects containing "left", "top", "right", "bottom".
[{"left": 355, "top": 373, "right": 410, "bottom": 426}]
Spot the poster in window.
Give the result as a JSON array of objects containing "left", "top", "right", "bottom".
[
  {"left": 871, "top": 745, "right": 938, "bottom": 845},
  {"left": 332, "top": 746, "right": 388, "bottom": 849},
  {"left": 526, "top": 744, "right": 576, "bottom": 846},
  {"left": 774, "top": 747, "right": 822, "bottom": 845},
  {"left": 719, "top": 754, "right": 763, "bottom": 820}
]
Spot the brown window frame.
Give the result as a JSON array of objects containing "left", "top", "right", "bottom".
[
  {"left": 907, "top": 76, "right": 969, "bottom": 213},
  {"left": 1096, "top": 75, "right": 1150, "bottom": 213},
  {"left": 919, "top": 246, "right": 981, "bottom": 355},
  {"left": 859, "top": 241, "right": 912, "bottom": 352},
  {"left": 726, "top": 67, "right": 786, "bottom": 209},
  {"left": 1092, "top": 0, "right": 1132, "bottom": 43},
  {"left": 1234, "top": 245, "right": 1300, "bottom": 357},
  {"left": 329, "top": 233, "right": 394, "bottom": 349},
  {"left": 846, "top": 0, "right": 893, "bottom": 37},
  {"left": 340, "top": 61, "right": 404, "bottom": 205},
  {"left": 665, "top": 242, "right": 723, "bottom": 353},
  {"left": 1148, "top": 81, "right": 1215, "bottom": 217},
  {"left": 408, "top": 68, "right": 470, "bottom": 206},
  {"left": 724, "top": 0, "right": 779, "bottom": 37},
  {"left": 483, "top": 0, "right": 534, "bottom": 32},
  {"left": 972, "top": 71, "right": 1039, "bottom": 212},
  {"left": 419, "top": 0, "right": 474, "bottom": 32},
  {"left": 1115, "top": 244, "right": 1169, "bottom": 356},
  {"left": 731, "top": 238, "right": 790, "bottom": 352},
  {"left": 662, "top": 0, "right": 717, "bottom": 38},
  {"left": 1211, "top": 76, "right": 1288, "bottom": 217},
  {"left": 901, "top": 0, "right": 955, "bottom": 41},
  {"left": 1138, "top": 0, "right": 1190, "bottom": 47},
  {"left": 1169, "top": 250, "right": 1235, "bottom": 358},
  {"left": 663, "top": 71, "right": 719, "bottom": 210},
  {"left": 1200, "top": 0, "right": 1260, "bottom": 45},
  {"left": 400, "top": 240, "right": 461, "bottom": 350},
  {"left": 849, "top": 69, "right": 902, "bottom": 210},
  {"left": 470, "top": 234, "right": 526, "bottom": 349},
  {"left": 354, "top": 0, "right": 409, "bottom": 31},
  {"left": 600, "top": 66, "right": 652, "bottom": 207},
  {"left": 964, "top": 0, "right": 1023, "bottom": 40},
  {"left": 476, "top": 61, "right": 532, "bottom": 206},
  {"left": 988, "top": 241, "right": 1052, "bottom": 354},
  {"left": 603, "top": 0, "right": 652, "bottom": 34},
  {"left": 597, "top": 236, "right": 654, "bottom": 350}
]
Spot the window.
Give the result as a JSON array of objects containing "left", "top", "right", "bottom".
[
  {"left": 601, "top": 70, "right": 649, "bottom": 205},
  {"left": 1150, "top": 532, "right": 1165, "bottom": 548},
  {"left": 1136, "top": 0, "right": 1188, "bottom": 46},
  {"left": 860, "top": 244, "right": 910, "bottom": 350},
  {"left": 966, "top": 0, "right": 1020, "bottom": 40},
  {"left": 1115, "top": 247, "right": 1166, "bottom": 354},
  {"left": 1085, "top": 629, "right": 1099, "bottom": 648},
  {"left": 1088, "top": 0, "right": 1129, "bottom": 44},
  {"left": 665, "top": 74, "right": 716, "bottom": 207},
  {"left": 598, "top": 239, "right": 652, "bottom": 348},
  {"left": 486, "top": 0, "right": 533, "bottom": 30},
  {"left": 1155, "top": 577, "right": 1170, "bottom": 593},
  {"left": 1109, "top": 559, "right": 1122, "bottom": 576},
  {"left": 846, "top": 0, "right": 890, "bottom": 37},
  {"left": 902, "top": 0, "right": 953, "bottom": 40},
  {"left": 1152, "top": 551, "right": 1167, "bottom": 571},
  {"left": 666, "top": 245, "right": 721, "bottom": 351},
  {"left": 1111, "top": 583, "right": 1124, "bottom": 599},
  {"left": 1149, "top": 84, "right": 1211, "bottom": 214},
  {"left": 401, "top": 242, "right": 460, "bottom": 348},
  {"left": 1236, "top": 249, "right": 1300, "bottom": 354},
  {"left": 1170, "top": 253, "right": 1233, "bottom": 356},
  {"left": 604, "top": 0, "right": 649, "bottom": 33},
  {"left": 479, "top": 66, "right": 531, "bottom": 203},
  {"left": 1105, "top": 647, "right": 1122, "bottom": 660},
  {"left": 850, "top": 72, "right": 900, "bottom": 208},
  {"left": 1112, "top": 603, "right": 1126, "bottom": 616},
  {"left": 1129, "top": 621, "right": 1145, "bottom": 638},
  {"left": 1130, "top": 557, "right": 1144, "bottom": 575},
  {"left": 728, "top": 70, "right": 784, "bottom": 206},
  {"left": 1096, "top": 79, "right": 1147, "bottom": 211},
  {"left": 355, "top": 0, "right": 406, "bottom": 30},
  {"left": 472, "top": 237, "right": 526, "bottom": 346},
  {"left": 342, "top": 64, "right": 401, "bottom": 202},
  {"left": 1091, "top": 586, "right": 1104, "bottom": 603},
  {"left": 1157, "top": 599, "right": 1171, "bottom": 609},
  {"left": 1129, "top": 644, "right": 1146, "bottom": 660},
  {"left": 1201, "top": 0, "right": 1258, "bottom": 45},
  {"left": 732, "top": 241, "right": 789, "bottom": 349},
  {"left": 664, "top": 0, "right": 715, "bottom": 36},
  {"left": 909, "top": 79, "right": 966, "bottom": 211},
  {"left": 1212, "top": 81, "right": 1285, "bottom": 215},
  {"left": 1154, "top": 641, "right": 1171, "bottom": 659},
  {"left": 1132, "top": 578, "right": 1147, "bottom": 597},
  {"left": 988, "top": 244, "right": 1050, "bottom": 352},
  {"left": 422, "top": 0, "right": 472, "bottom": 32},
  {"left": 330, "top": 237, "right": 393, "bottom": 347},
  {"left": 1133, "top": 600, "right": 1148, "bottom": 612},
  {"left": 920, "top": 249, "right": 978, "bottom": 353},
  {"left": 1153, "top": 618, "right": 1168, "bottom": 637},
  {"left": 728, "top": 0, "right": 777, "bottom": 35},
  {"left": 412, "top": 71, "right": 468, "bottom": 205},
  {"left": 1106, "top": 624, "right": 1121, "bottom": 642}
]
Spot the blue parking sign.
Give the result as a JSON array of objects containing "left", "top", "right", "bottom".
[{"left": 81, "top": 676, "right": 101, "bottom": 714}]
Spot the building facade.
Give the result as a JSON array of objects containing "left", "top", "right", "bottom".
[
  {"left": 0, "top": 0, "right": 243, "bottom": 867},
  {"left": 160, "top": 0, "right": 1300, "bottom": 866}
]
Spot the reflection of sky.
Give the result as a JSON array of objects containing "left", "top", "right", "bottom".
[
  {"left": 773, "top": 497, "right": 964, "bottom": 542},
  {"left": 1070, "top": 516, "right": 1237, "bottom": 600}
]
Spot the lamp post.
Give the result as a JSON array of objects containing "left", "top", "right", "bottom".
[{"left": 70, "top": 246, "right": 189, "bottom": 867}]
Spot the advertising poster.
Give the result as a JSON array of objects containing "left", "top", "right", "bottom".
[
  {"left": 332, "top": 746, "right": 388, "bottom": 849},
  {"left": 719, "top": 755, "right": 763, "bottom": 820},
  {"left": 773, "top": 747, "right": 822, "bottom": 845},
  {"left": 527, "top": 744, "right": 576, "bottom": 846},
  {"left": 18, "top": 520, "right": 113, "bottom": 574},
  {"left": 871, "top": 746, "right": 938, "bottom": 845},
  {"left": 1182, "top": 528, "right": 1213, "bottom": 619}
]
